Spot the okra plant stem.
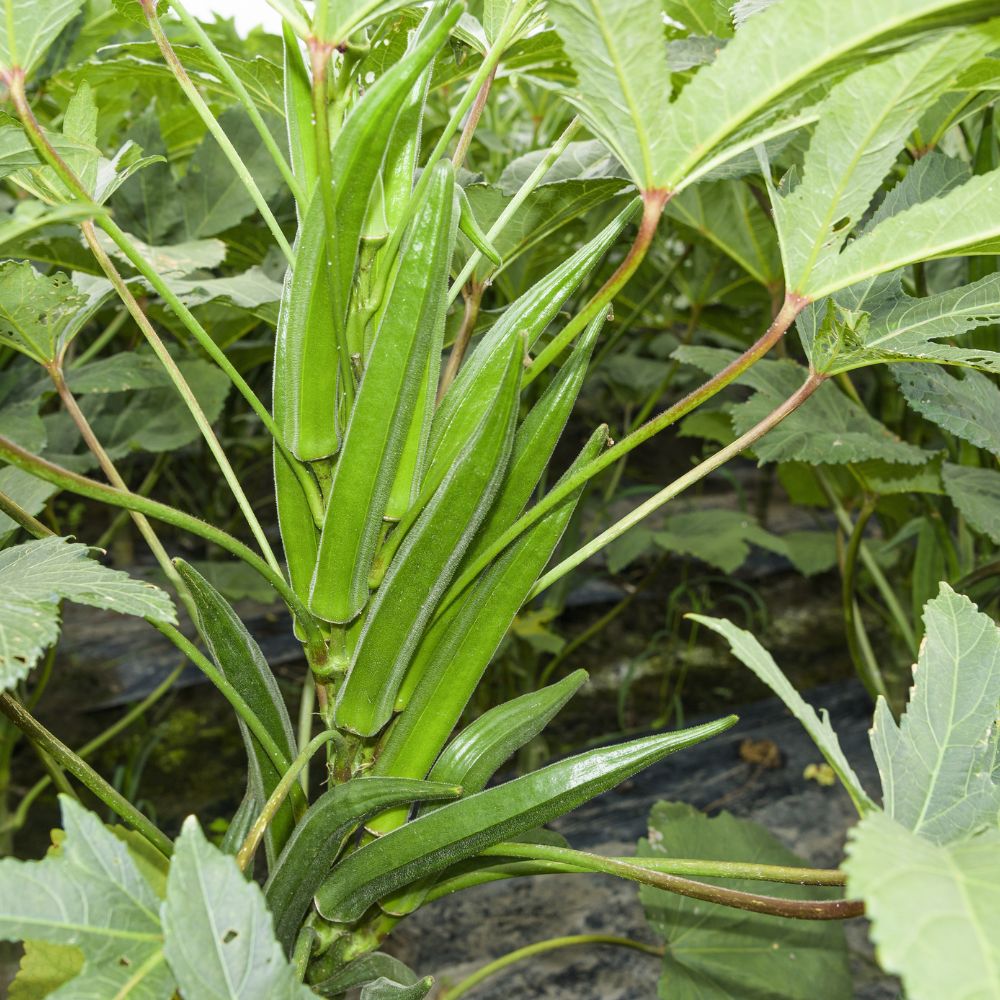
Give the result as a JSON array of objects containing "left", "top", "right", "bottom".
[
  {"left": 448, "top": 115, "right": 583, "bottom": 303},
  {"left": 168, "top": 0, "right": 304, "bottom": 204},
  {"left": 236, "top": 730, "right": 339, "bottom": 870},
  {"left": 451, "top": 65, "right": 497, "bottom": 169},
  {"left": 478, "top": 842, "right": 860, "bottom": 920},
  {"left": 529, "top": 371, "right": 826, "bottom": 599},
  {"left": 480, "top": 842, "right": 847, "bottom": 886},
  {"left": 48, "top": 365, "right": 196, "bottom": 619},
  {"left": 524, "top": 187, "right": 670, "bottom": 385},
  {"left": 439, "top": 935, "right": 664, "bottom": 1000},
  {"left": 141, "top": 0, "right": 295, "bottom": 265},
  {"left": 439, "top": 297, "right": 807, "bottom": 615},
  {"left": 0, "top": 490, "right": 49, "bottom": 539},
  {"left": 0, "top": 693, "right": 173, "bottom": 858}
]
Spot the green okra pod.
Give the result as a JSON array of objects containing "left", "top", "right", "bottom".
[
  {"left": 309, "top": 161, "right": 456, "bottom": 624},
  {"left": 334, "top": 340, "right": 524, "bottom": 737},
  {"left": 315, "top": 716, "right": 737, "bottom": 922}
]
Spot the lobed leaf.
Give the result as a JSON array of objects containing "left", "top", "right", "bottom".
[
  {"left": 942, "top": 464, "right": 1000, "bottom": 545},
  {"left": 0, "top": 536, "right": 175, "bottom": 692},
  {"left": 870, "top": 584, "right": 1000, "bottom": 845}
]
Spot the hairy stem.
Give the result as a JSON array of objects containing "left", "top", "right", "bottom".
[
  {"left": 0, "top": 693, "right": 173, "bottom": 858},
  {"left": 478, "top": 843, "right": 860, "bottom": 921},
  {"left": 439, "top": 935, "right": 663, "bottom": 1000},
  {"left": 451, "top": 66, "right": 497, "bottom": 170},
  {"left": 0, "top": 489, "right": 50, "bottom": 539},
  {"left": 524, "top": 189, "right": 670, "bottom": 386},
  {"left": 438, "top": 282, "right": 483, "bottom": 400},
  {"left": 142, "top": 1, "right": 294, "bottom": 263}
]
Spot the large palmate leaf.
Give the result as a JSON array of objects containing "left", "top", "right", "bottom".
[
  {"left": 894, "top": 365, "right": 1000, "bottom": 456},
  {"left": 942, "top": 464, "right": 1000, "bottom": 545},
  {"left": 0, "top": 536, "right": 176, "bottom": 691},
  {"left": 0, "top": 262, "right": 86, "bottom": 364},
  {"left": 0, "top": 797, "right": 174, "bottom": 999},
  {"left": 676, "top": 347, "right": 926, "bottom": 465},
  {"left": 659, "top": 0, "right": 993, "bottom": 190},
  {"left": 0, "top": 0, "right": 83, "bottom": 76},
  {"left": 771, "top": 29, "right": 993, "bottom": 294},
  {"left": 845, "top": 814, "right": 1000, "bottom": 1000},
  {"left": 639, "top": 803, "right": 852, "bottom": 1000},
  {"left": 871, "top": 584, "right": 1000, "bottom": 845},
  {"left": 689, "top": 615, "right": 873, "bottom": 813},
  {"left": 547, "top": 0, "right": 672, "bottom": 190},
  {"left": 661, "top": 0, "right": 733, "bottom": 37},
  {"left": 162, "top": 818, "right": 313, "bottom": 999},
  {"left": 806, "top": 167, "right": 1000, "bottom": 299}
]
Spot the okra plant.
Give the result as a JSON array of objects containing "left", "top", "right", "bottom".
[{"left": 0, "top": 0, "right": 998, "bottom": 996}]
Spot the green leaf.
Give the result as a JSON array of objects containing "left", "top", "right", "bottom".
[
  {"left": 845, "top": 814, "right": 1000, "bottom": 1000},
  {"left": 771, "top": 29, "right": 993, "bottom": 293},
  {"left": 311, "top": 953, "right": 421, "bottom": 996},
  {"left": 0, "top": 0, "right": 83, "bottom": 76},
  {"left": 640, "top": 802, "right": 853, "bottom": 1000},
  {"left": 361, "top": 978, "right": 433, "bottom": 1000},
  {"left": 9, "top": 940, "right": 84, "bottom": 1000},
  {"left": 812, "top": 272, "right": 1000, "bottom": 375},
  {"left": 688, "top": 615, "right": 874, "bottom": 813},
  {"left": 0, "top": 467, "right": 57, "bottom": 543},
  {"left": 175, "top": 561, "right": 296, "bottom": 863},
  {"left": 547, "top": 0, "right": 673, "bottom": 189},
  {"left": 942, "top": 463, "right": 1000, "bottom": 544},
  {"left": 162, "top": 816, "right": 313, "bottom": 999},
  {"left": 661, "top": 0, "right": 732, "bottom": 37},
  {"left": 649, "top": 510, "right": 782, "bottom": 574},
  {"left": 0, "top": 536, "right": 176, "bottom": 691},
  {"left": 68, "top": 353, "right": 173, "bottom": 394},
  {"left": 870, "top": 584, "right": 1000, "bottom": 844},
  {"left": 894, "top": 364, "right": 1000, "bottom": 455},
  {"left": 0, "top": 262, "right": 87, "bottom": 364},
  {"left": 178, "top": 109, "right": 286, "bottom": 240},
  {"left": 659, "top": 0, "right": 995, "bottom": 190},
  {"left": 807, "top": 167, "right": 1000, "bottom": 299},
  {"left": 675, "top": 347, "right": 926, "bottom": 465},
  {"left": 665, "top": 179, "right": 781, "bottom": 287},
  {"left": 0, "top": 796, "right": 174, "bottom": 997},
  {"left": 315, "top": 716, "right": 736, "bottom": 922}
]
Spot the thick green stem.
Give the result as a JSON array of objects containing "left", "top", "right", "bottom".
[
  {"left": 524, "top": 189, "right": 670, "bottom": 386},
  {"left": 439, "top": 935, "right": 663, "bottom": 1000},
  {"left": 142, "top": 2, "right": 294, "bottom": 264},
  {"left": 438, "top": 295, "right": 807, "bottom": 616},
  {"left": 0, "top": 435, "right": 323, "bottom": 644},
  {"left": 0, "top": 489, "right": 50, "bottom": 539},
  {"left": 477, "top": 843, "right": 860, "bottom": 920},
  {"left": 236, "top": 730, "right": 339, "bottom": 870},
  {"left": 168, "top": 0, "right": 304, "bottom": 204},
  {"left": 0, "top": 693, "right": 173, "bottom": 858},
  {"left": 480, "top": 842, "right": 847, "bottom": 886},
  {"left": 448, "top": 116, "right": 582, "bottom": 304},
  {"left": 528, "top": 371, "right": 825, "bottom": 599},
  {"left": 1, "top": 664, "right": 184, "bottom": 836}
]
